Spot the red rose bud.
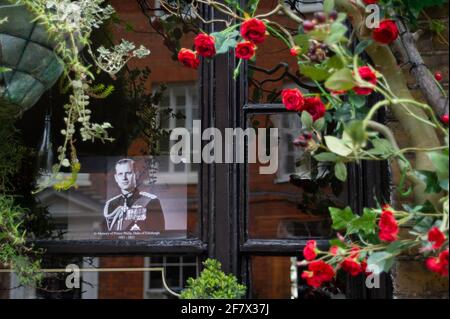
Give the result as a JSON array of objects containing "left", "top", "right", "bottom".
[
  {"left": 178, "top": 48, "right": 200, "bottom": 69},
  {"left": 290, "top": 46, "right": 301, "bottom": 57},
  {"left": 194, "top": 33, "right": 216, "bottom": 58},
  {"left": 328, "top": 10, "right": 338, "bottom": 21},
  {"left": 235, "top": 41, "right": 256, "bottom": 60},
  {"left": 330, "top": 246, "right": 340, "bottom": 255},
  {"left": 241, "top": 18, "right": 267, "bottom": 44},
  {"left": 282, "top": 88, "right": 305, "bottom": 111},
  {"left": 353, "top": 66, "right": 377, "bottom": 96},
  {"left": 293, "top": 135, "right": 308, "bottom": 148},
  {"left": 428, "top": 227, "right": 446, "bottom": 250},
  {"left": 303, "top": 20, "right": 315, "bottom": 32},
  {"left": 341, "top": 258, "right": 363, "bottom": 276},
  {"left": 441, "top": 114, "right": 449, "bottom": 125},
  {"left": 372, "top": 19, "right": 399, "bottom": 45},
  {"left": 378, "top": 209, "right": 399, "bottom": 242},
  {"left": 435, "top": 72, "right": 443, "bottom": 82},
  {"left": 303, "top": 97, "right": 326, "bottom": 121},
  {"left": 303, "top": 240, "right": 319, "bottom": 261},
  {"left": 426, "top": 249, "right": 448, "bottom": 276},
  {"left": 314, "top": 12, "right": 327, "bottom": 23},
  {"left": 302, "top": 131, "right": 313, "bottom": 140}
]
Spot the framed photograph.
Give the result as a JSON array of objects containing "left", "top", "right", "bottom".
[{"left": 50, "top": 156, "right": 189, "bottom": 240}]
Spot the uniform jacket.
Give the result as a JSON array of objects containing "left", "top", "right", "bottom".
[{"left": 103, "top": 189, "right": 165, "bottom": 233}]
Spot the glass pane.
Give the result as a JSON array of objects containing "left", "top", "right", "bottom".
[
  {"left": 250, "top": 256, "right": 349, "bottom": 299},
  {"left": 1, "top": 256, "right": 200, "bottom": 299},
  {"left": 16, "top": 1, "right": 201, "bottom": 241},
  {"left": 247, "top": 113, "right": 348, "bottom": 239}
]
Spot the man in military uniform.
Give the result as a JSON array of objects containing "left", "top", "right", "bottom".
[{"left": 103, "top": 159, "right": 165, "bottom": 233}]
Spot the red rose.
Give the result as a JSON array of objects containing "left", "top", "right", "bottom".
[
  {"left": 194, "top": 33, "right": 216, "bottom": 58},
  {"left": 282, "top": 88, "right": 305, "bottom": 111},
  {"left": 241, "top": 18, "right": 267, "bottom": 44},
  {"left": 341, "top": 258, "right": 363, "bottom": 276},
  {"left": 303, "top": 97, "right": 326, "bottom": 121},
  {"left": 426, "top": 249, "right": 449, "bottom": 276},
  {"left": 378, "top": 209, "right": 399, "bottom": 242},
  {"left": 372, "top": 19, "right": 399, "bottom": 45},
  {"left": 178, "top": 48, "right": 200, "bottom": 69},
  {"left": 303, "top": 240, "right": 319, "bottom": 261},
  {"left": 235, "top": 41, "right": 256, "bottom": 60},
  {"left": 428, "top": 227, "right": 446, "bottom": 250},
  {"left": 441, "top": 114, "right": 449, "bottom": 125},
  {"left": 353, "top": 66, "right": 377, "bottom": 95},
  {"left": 301, "top": 260, "right": 335, "bottom": 287},
  {"left": 363, "top": 0, "right": 378, "bottom": 4},
  {"left": 361, "top": 259, "right": 373, "bottom": 276}
]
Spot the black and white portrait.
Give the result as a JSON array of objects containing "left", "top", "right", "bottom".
[{"left": 103, "top": 158, "right": 166, "bottom": 234}]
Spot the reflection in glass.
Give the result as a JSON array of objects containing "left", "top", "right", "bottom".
[
  {"left": 1, "top": 256, "right": 199, "bottom": 299},
  {"left": 17, "top": 1, "right": 201, "bottom": 240},
  {"left": 248, "top": 113, "right": 347, "bottom": 239},
  {"left": 250, "top": 256, "right": 348, "bottom": 299}
]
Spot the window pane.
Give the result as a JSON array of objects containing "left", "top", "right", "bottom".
[
  {"left": 247, "top": 113, "right": 347, "bottom": 239},
  {"left": 250, "top": 256, "right": 349, "bottom": 299},
  {"left": 17, "top": 1, "right": 201, "bottom": 241},
  {"left": 3, "top": 255, "right": 200, "bottom": 299}
]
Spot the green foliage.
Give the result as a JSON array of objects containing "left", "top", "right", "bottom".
[
  {"left": 380, "top": 0, "right": 449, "bottom": 25},
  {"left": 0, "top": 195, "right": 43, "bottom": 286},
  {"left": 0, "top": 119, "right": 26, "bottom": 192},
  {"left": 330, "top": 206, "right": 377, "bottom": 236},
  {"left": 180, "top": 259, "right": 246, "bottom": 299}
]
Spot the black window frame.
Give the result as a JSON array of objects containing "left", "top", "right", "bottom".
[{"left": 31, "top": 0, "right": 392, "bottom": 299}]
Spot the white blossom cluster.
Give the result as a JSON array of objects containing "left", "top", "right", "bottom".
[{"left": 93, "top": 40, "right": 151, "bottom": 76}]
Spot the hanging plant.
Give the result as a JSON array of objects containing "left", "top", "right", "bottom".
[{"left": 1, "top": 0, "right": 150, "bottom": 191}]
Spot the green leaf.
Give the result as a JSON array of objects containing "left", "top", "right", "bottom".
[
  {"left": 300, "top": 65, "right": 330, "bottom": 81},
  {"left": 313, "top": 117, "right": 326, "bottom": 131},
  {"left": 301, "top": 111, "right": 313, "bottom": 129},
  {"left": 368, "top": 138, "right": 396, "bottom": 157},
  {"left": 414, "top": 170, "right": 442, "bottom": 193},
  {"left": 325, "top": 136, "right": 352, "bottom": 157},
  {"left": 323, "top": 0, "right": 335, "bottom": 13},
  {"left": 325, "top": 68, "right": 355, "bottom": 91},
  {"left": 324, "top": 55, "right": 345, "bottom": 71},
  {"left": 334, "top": 161, "right": 347, "bottom": 182},
  {"left": 348, "top": 208, "right": 377, "bottom": 235},
  {"left": 329, "top": 206, "right": 355, "bottom": 230},
  {"left": 367, "top": 252, "right": 395, "bottom": 275},
  {"left": 428, "top": 151, "right": 449, "bottom": 182},
  {"left": 385, "top": 241, "right": 415, "bottom": 254},
  {"left": 344, "top": 120, "right": 367, "bottom": 146},
  {"left": 348, "top": 94, "right": 366, "bottom": 109},
  {"left": 325, "top": 22, "right": 348, "bottom": 45},
  {"left": 294, "top": 34, "right": 310, "bottom": 51},
  {"left": 354, "top": 39, "right": 373, "bottom": 55},
  {"left": 329, "top": 238, "right": 347, "bottom": 249},
  {"left": 412, "top": 216, "right": 434, "bottom": 233},
  {"left": 314, "top": 152, "right": 338, "bottom": 162},
  {"left": 212, "top": 31, "right": 239, "bottom": 55}
]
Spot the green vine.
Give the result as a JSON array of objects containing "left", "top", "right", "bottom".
[{"left": 5, "top": 0, "right": 150, "bottom": 192}]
